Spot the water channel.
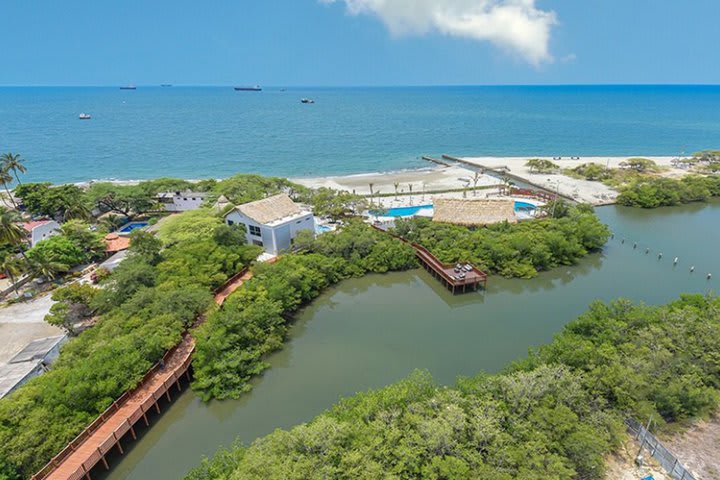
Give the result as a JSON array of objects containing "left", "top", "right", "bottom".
[{"left": 103, "top": 202, "right": 720, "bottom": 479}]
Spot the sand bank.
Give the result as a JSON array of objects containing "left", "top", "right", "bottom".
[
  {"left": 458, "top": 156, "right": 688, "bottom": 205},
  {"left": 292, "top": 165, "right": 498, "bottom": 196}
]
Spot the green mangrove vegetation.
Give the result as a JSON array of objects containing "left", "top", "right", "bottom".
[
  {"left": 525, "top": 158, "right": 559, "bottom": 173},
  {"left": 394, "top": 205, "right": 609, "bottom": 278},
  {"left": 0, "top": 213, "right": 259, "bottom": 479},
  {"left": 564, "top": 153, "right": 720, "bottom": 209},
  {"left": 617, "top": 175, "right": 720, "bottom": 208},
  {"left": 0, "top": 168, "right": 622, "bottom": 479},
  {"left": 191, "top": 222, "right": 417, "bottom": 400},
  {"left": 185, "top": 294, "right": 720, "bottom": 480}
]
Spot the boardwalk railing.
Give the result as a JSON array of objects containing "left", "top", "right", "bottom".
[
  {"left": 626, "top": 418, "right": 696, "bottom": 480},
  {"left": 372, "top": 225, "right": 487, "bottom": 292},
  {"left": 33, "top": 268, "right": 251, "bottom": 480},
  {"left": 412, "top": 242, "right": 487, "bottom": 289},
  {"left": 32, "top": 339, "right": 194, "bottom": 480},
  {"left": 214, "top": 267, "right": 250, "bottom": 296},
  {"left": 504, "top": 186, "right": 557, "bottom": 203}
]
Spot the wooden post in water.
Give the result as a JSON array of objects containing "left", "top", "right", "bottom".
[
  {"left": 128, "top": 420, "right": 137, "bottom": 440},
  {"left": 99, "top": 448, "right": 109, "bottom": 470}
]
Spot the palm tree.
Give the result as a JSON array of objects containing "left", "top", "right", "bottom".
[
  {"left": 0, "top": 254, "right": 24, "bottom": 296},
  {"left": 63, "top": 196, "right": 91, "bottom": 221},
  {"left": 472, "top": 171, "right": 481, "bottom": 196},
  {"left": 0, "top": 206, "right": 25, "bottom": 245},
  {"left": 0, "top": 169, "right": 18, "bottom": 209},
  {"left": 29, "top": 253, "right": 68, "bottom": 281},
  {"left": 1, "top": 153, "right": 27, "bottom": 185},
  {"left": 0, "top": 206, "right": 31, "bottom": 265}
]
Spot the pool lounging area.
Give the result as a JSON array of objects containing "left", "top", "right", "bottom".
[
  {"left": 376, "top": 201, "right": 538, "bottom": 218},
  {"left": 117, "top": 221, "right": 149, "bottom": 235}
]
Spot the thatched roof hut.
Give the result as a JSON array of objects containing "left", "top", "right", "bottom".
[
  {"left": 213, "top": 194, "right": 232, "bottom": 212},
  {"left": 432, "top": 198, "right": 517, "bottom": 226},
  {"left": 234, "top": 193, "right": 304, "bottom": 225}
]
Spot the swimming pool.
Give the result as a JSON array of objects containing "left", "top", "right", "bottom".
[
  {"left": 316, "top": 224, "right": 333, "bottom": 234},
  {"left": 514, "top": 201, "right": 538, "bottom": 212},
  {"left": 372, "top": 204, "right": 433, "bottom": 217},
  {"left": 376, "top": 201, "right": 537, "bottom": 217},
  {"left": 118, "top": 221, "right": 149, "bottom": 234}
]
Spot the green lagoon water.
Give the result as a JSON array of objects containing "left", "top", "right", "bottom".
[{"left": 102, "top": 203, "right": 720, "bottom": 480}]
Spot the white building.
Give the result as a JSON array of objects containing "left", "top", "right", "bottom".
[
  {"left": 224, "top": 193, "right": 315, "bottom": 255},
  {"left": 156, "top": 191, "right": 208, "bottom": 212},
  {"left": 22, "top": 220, "right": 60, "bottom": 247}
]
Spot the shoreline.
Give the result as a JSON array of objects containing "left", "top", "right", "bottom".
[{"left": 53, "top": 154, "right": 692, "bottom": 207}]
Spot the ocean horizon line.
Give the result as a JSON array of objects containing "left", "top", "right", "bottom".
[{"left": 2, "top": 83, "right": 720, "bottom": 89}]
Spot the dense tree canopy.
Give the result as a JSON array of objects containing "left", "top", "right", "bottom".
[
  {"left": 14, "top": 183, "right": 88, "bottom": 220},
  {"left": 211, "top": 174, "right": 310, "bottom": 205},
  {"left": 186, "top": 294, "right": 720, "bottom": 480},
  {"left": 156, "top": 208, "right": 225, "bottom": 245},
  {"left": 617, "top": 175, "right": 720, "bottom": 208},
  {"left": 306, "top": 187, "right": 366, "bottom": 221},
  {"left": 0, "top": 210, "right": 259, "bottom": 479},
  {"left": 45, "top": 283, "right": 99, "bottom": 335},
  {"left": 24, "top": 221, "right": 105, "bottom": 276},
  {"left": 394, "top": 206, "right": 609, "bottom": 278},
  {"left": 192, "top": 222, "right": 417, "bottom": 400}
]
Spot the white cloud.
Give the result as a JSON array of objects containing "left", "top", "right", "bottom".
[{"left": 320, "top": 0, "right": 557, "bottom": 65}]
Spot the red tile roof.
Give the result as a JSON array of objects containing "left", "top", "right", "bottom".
[
  {"left": 104, "top": 233, "right": 131, "bottom": 253},
  {"left": 21, "top": 220, "right": 52, "bottom": 233}
]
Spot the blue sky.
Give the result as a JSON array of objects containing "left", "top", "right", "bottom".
[{"left": 1, "top": 0, "right": 718, "bottom": 86}]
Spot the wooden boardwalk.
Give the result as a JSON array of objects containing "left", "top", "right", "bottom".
[
  {"left": 372, "top": 225, "right": 487, "bottom": 293},
  {"left": 412, "top": 243, "right": 487, "bottom": 293},
  {"left": 33, "top": 267, "right": 253, "bottom": 480}
]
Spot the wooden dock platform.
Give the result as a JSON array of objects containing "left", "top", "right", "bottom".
[
  {"left": 372, "top": 225, "right": 487, "bottom": 293},
  {"left": 413, "top": 243, "right": 487, "bottom": 293},
  {"left": 32, "top": 268, "right": 253, "bottom": 480}
]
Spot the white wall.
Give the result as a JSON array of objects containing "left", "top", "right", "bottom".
[
  {"left": 224, "top": 210, "right": 316, "bottom": 255},
  {"left": 225, "top": 210, "right": 268, "bottom": 250},
  {"left": 160, "top": 194, "right": 206, "bottom": 212},
  {"left": 289, "top": 214, "right": 316, "bottom": 237},
  {"left": 30, "top": 221, "right": 60, "bottom": 247}
]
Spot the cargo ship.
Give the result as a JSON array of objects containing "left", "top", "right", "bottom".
[
  {"left": 234, "top": 85, "right": 262, "bottom": 91},
  {"left": 120, "top": 85, "right": 136, "bottom": 90}
]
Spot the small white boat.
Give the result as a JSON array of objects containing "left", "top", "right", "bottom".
[
  {"left": 301, "top": 98, "right": 315, "bottom": 104},
  {"left": 78, "top": 113, "right": 92, "bottom": 120}
]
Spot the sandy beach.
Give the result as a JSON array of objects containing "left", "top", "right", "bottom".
[
  {"left": 292, "top": 155, "right": 689, "bottom": 206},
  {"left": 291, "top": 165, "right": 499, "bottom": 196},
  {"left": 65, "top": 154, "right": 692, "bottom": 207},
  {"left": 458, "top": 156, "right": 686, "bottom": 205}
]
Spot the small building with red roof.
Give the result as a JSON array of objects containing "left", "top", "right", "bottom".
[
  {"left": 21, "top": 220, "right": 60, "bottom": 247},
  {"left": 104, "top": 233, "right": 131, "bottom": 254}
]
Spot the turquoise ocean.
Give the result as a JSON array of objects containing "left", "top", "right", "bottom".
[{"left": 1, "top": 85, "right": 719, "bottom": 184}]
